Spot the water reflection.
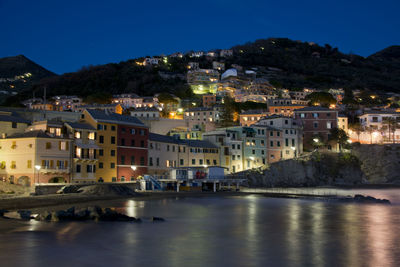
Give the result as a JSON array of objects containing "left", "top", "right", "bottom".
[{"left": 1, "top": 191, "right": 400, "bottom": 266}]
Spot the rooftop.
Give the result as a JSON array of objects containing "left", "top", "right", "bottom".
[
  {"left": 6, "top": 130, "right": 66, "bottom": 139},
  {"left": 85, "top": 109, "right": 145, "bottom": 127},
  {"left": 65, "top": 122, "right": 96, "bottom": 130}
]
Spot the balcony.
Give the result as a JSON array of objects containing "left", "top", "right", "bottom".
[{"left": 39, "top": 167, "right": 70, "bottom": 174}]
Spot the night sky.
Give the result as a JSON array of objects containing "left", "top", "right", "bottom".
[{"left": 1, "top": 0, "right": 399, "bottom": 74}]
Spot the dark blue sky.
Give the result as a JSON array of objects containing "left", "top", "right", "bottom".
[{"left": 1, "top": 0, "right": 399, "bottom": 74}]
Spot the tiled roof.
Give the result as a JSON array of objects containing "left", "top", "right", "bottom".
[
  {"left": 65, "top": 122, "right": 96, "bottom": 130},
  {"left": 86, "top": 109, "right": 145, "bottom": 127},
  {"left": 0, "top": 112, "right": 30, "bottom": 124},
  {"left": 149, "top": 133, "right": 218, "bottom": 148},
  {"left": 149, "top": 133, "right": 183, "bottom": 144}
]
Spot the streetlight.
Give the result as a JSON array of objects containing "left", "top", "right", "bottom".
[
  {"left": 290, "top": 146, "right": 297, "bottom": 158},
  {"left": 313, "top": 138, "right": 319, "bottom": 143},
  {"left": 130, "top": 166, "right": 137, "bottom": 171},
  {"left": 35, "top": 165, "right": 41, "bottom": 184}
]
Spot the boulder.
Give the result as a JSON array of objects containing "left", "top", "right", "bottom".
[
  {"left": 99, "top": 208, "right": 141, "bottom": 222},
  {"left": 151, "top": 216, "right": 165, "bottom": 222},
  {"left": 353, "top": 194, "right": 391, "bottom": 204},
  {"left": 3, "top": 210, "right": 32, "bottom": 220}
]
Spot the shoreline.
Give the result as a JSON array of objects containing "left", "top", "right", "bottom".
[{"left": 0, "top": 186, "right": 395, "bottom": 211}]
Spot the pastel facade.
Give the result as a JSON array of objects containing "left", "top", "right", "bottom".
[{"left": 0, "top": 131, "right": 71, "bottom": 186}]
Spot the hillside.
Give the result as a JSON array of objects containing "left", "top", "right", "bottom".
[
  {"left": 0, "top": 55, "right": 55, "bottom": 92},
  {"left": 2, "top": 38, "right": 400, "bottom": 106}
]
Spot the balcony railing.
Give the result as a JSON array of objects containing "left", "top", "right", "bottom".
[{"left": 39, "top": 167, "right": 70, "bottom": 173}]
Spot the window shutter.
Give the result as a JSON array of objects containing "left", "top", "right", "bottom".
[
  {"left": 50, "top": 160, "right": 54, "bottom": 168},
  {"left": 66, "top": 141, "right": 69, "bottom": 150},
  {"left": 42, "top": 160, "right": 45, "bottom": 166},
  {"left": 65, "top": 161, "right": 68, "bottom": 168},
  {"left": 59, "top": 141, "right": 61, "bottom": 150}
]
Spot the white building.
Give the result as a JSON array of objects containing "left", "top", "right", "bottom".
[
  {"left": 130, "top": 107, "right": 160, "bottom": 119},
  {"left": 143, "top": 57, "right": 160, "bottom": 66}
]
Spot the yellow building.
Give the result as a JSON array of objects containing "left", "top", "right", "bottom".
[
  {"left": 0, "top": 131, "right": 71, "bottom": 186},
  {"left": 81, "top": 109, "right": 118, "bottom": 182},
  {"left": 338, "top": 115, "right": 349, "bottom": 133},
  {"left": 65, "top": 122, "right": 99, "bottom": 183}
]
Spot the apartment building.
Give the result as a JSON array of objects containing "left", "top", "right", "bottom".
[
  {"left": 0, "top": 111, "right": 30, "bottom": 137},
  {"left": 267, "top": 99, "right": 306, "bottom": 116},
  {"left": 82, "top": 109, "right": 148, "bottom": 182},
  {"left": 294, "top": 107, "right": 338, "bottom": 149},
  {"left": 0, "top": 131, "right": 71, "bottom": 185},
  {"left": 65, "top": 122, "right": 98, "bottom": 183},
  {"left": 148, "top": 133, "right": 219, "bottom": 175}
]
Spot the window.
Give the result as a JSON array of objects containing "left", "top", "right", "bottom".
[
  {"left": 180, "top": 159, "right": 184, "bottom": 165},
  {"left": 140, "top": 157, "right": 145, "bottom": 166},
  {"left": 213, "top": 160, "right": 217, "bottom": 165},
  {"left": 270, "top": 121, "right": 273, "bottom": 125},
  {"left": 300, "top": 113, "right": 305, "bottom": 118},
  {"left": 99, "top": 162, "right": 103, "bottom": 169},
  {"left": 131, "top": 156, "right": 135, "bottom": 165},
  {"left": 313, "top": 122, "right": 318, "bottom": 128},
  {"left": 270, "top": 131, "right": 273, "bottom": 136},
  {"left": 327, "top": 113, "right": 331, "bottom": 117},
  {"left": 167, "top": 145, "right": 170, "bottom": 151},
  {"left": 87, "top": 165, "right": 95, "bottom": 173},
  {"left": 285, "top": 138, "right": 289, "bottom": 146},
  {"left": 141, "top": 140, "right": 145, "bottom": 147},
  {"left": 285, "top": 120, "right": 288, "bottom": 125},
  {"left": 149, "top": 157, "right": 153, "bottom": 166},
  {"left": 277, "top": 141, "right": 281, "bottom": 147},
  {"left": 110, "top": 163, "right": 115, "bottom": 169},
  {"left": 104, "top": 125, "right": 107, "bottom": 130},
  {"left": 131, "top": 139, "right": 135, "bottom": 147},
  {"left": 27, "top": 160, "right": 32, "bottom": 168},
  {"left": 252, "top": 150, "right": 255, "bottom": 154},
  {"left": 292, "top": 139, "right": 295, "bottom": 146},
  {"left": 156, "top": 158, "right": 159, "bottom": 166},
  {"left": 277, "top": 132, "right": 280, "bottom": 137},
  {"left": 327, "top": 122, "right": 332, "bottom": 129},
  {"left": 60, "top": 141, "right": 67, "bottom": 151},
  {"left": 88, "top": 132, "right": 95, "bottom": 140},
  {"left": 140, "top": 129, "right": 145, "bottom": 136},
  {"left": 192, "top": 159, "right": 195, "bottom": 165},
  {"left": 121, "top": 138, "right": 125, "bottom": 146},
  {"left": 111, "top": 136, "right": 116, "bottom": 144},
  {"left": 99, "top": 136, "right": 104, "bottom": 143},
  {"left": 121, "top": 156, "right": 125, "bottom": 165},
  {"left": 199, "top": 159, "right": 203, "bottom": 165},
  {"left": 131, "top": 129, "right": 136, "bottom": 135},
  {"left": 46, "top": 142, "right": 51, "bottom": 149},
  {"left": 232, "top": 155, "right": 235, "bottom": 160},
  {"left": 313, "top": 113, "right": 319, "bottom": 118},
  {"left": 97, "top": 124, "right": 103, "bottom": 130},
  {"left": 121, "top": 128, "right": 126, "bottom": 133},
  {"left": 99, "top": 149, "right": 104, "bottom": 156},
  {"left": 76, "top": 164, "right": 81, "bottom": 173},
  {"left": 111, "top": 150, "right": 115, "bottom": 156},
  {"left": 270, "top": 141, "right": 274, "bottom": 147},
  {"left": 12, "top": 122, "right": 17, "bottom": 128},
  {"left": 237, "top": 144, "right": 240, "bottom": 149},
  {"left": 74, "top": 131, "right": 81, "bottom": 139},
  {"left": 111, "top": 125, "right": 116, "bottom": 131}
]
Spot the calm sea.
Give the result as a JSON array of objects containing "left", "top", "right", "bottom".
[{"left": 1, "top": 189, "right": 400, "bottom": 267}]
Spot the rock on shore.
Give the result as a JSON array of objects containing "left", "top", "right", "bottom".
[{"left": 57, "top": 184, "right": 138, "bottom": 196}]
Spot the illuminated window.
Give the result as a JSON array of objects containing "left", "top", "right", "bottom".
[{"left": 88, "top": 132, "right": 95, "bottom": 140}]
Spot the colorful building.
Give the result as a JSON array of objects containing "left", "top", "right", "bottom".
[{"left": 0, "top": 131, "right": 71, "bottom": 185}]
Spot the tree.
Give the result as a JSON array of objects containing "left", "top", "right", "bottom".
[
  {"left": 329, "top": 127, "right": 349, "bottom": 152},
  {"left": 306, "top": 92, "right": 336, "bottom": 107},
  {"left": 218, "top": 96, "right": 237, "bottom": 127},
  {"left": 383, "top": 117, "right": 398, "bottom": 144}
]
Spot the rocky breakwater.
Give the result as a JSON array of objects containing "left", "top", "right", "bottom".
[
  {"left": 1, "top": 205, "right": 165, "bottom": 223},
  {"left": 239, "top": 152, "right": 364, "bottom": 187}
]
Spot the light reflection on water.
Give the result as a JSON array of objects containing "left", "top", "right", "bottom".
[{"left": 1, "top": 191, "right": 400, "bottom": 266}]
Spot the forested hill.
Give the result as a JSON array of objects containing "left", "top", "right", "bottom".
[{"left": 2, "top": 38, "right": 400, "bottom": 106}]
